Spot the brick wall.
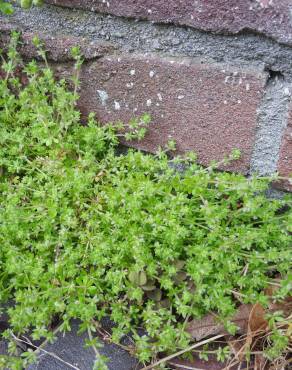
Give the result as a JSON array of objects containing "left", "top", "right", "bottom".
[{"left": 1, "top": 0, "right": 292, "bottom": 190}]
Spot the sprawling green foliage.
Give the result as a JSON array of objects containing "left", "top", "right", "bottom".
[
  {"left": 0, "top": 0, "right": 43, "bottom": 15},
  {"left": 0, "top": 33, "right": 291, "bottom": 369}
]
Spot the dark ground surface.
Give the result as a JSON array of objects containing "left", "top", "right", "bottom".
[
  {"left": 26, "top": 320, "right": 140, "bottom": 370},
  {"left": 0, "top": 312, "right": 141, "bottom": 370},
  {"left": 0, "top": 339, "right": 8, "bottom": 357}
]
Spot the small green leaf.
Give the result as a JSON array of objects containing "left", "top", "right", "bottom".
[
  {"left": 173, "top": 272, "right": 187, "bottom": 284},
  {"left": 0, "top": 2, "right": 14, "bottom": 14},
  {"left": 147, "top": 289, "right": 162, "bottom": 302},
  {"left": 141, "top": 284, "right": 156, "bottom": 291},
  {"left": 20, "top": 0, "right": 33, "bottom": 9},
  {"left": 174, "top": 260, "right": 185, "bottom": 270},
  {"left": 128, "top": 271, "right": 147, "bottom": 286}
]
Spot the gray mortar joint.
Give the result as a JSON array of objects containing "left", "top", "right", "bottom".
[
  {"left": 250, "top": 72, "right": 292, "bottom": 176},
  {"left": 6, "top": 4, "right": 292, "bottom": 80}
]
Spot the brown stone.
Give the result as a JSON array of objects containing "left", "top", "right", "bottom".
[
  {"left": 71, "top": 54, "right": 266, "bottom": 173},
  {"left": 275, "top": 105, "right": 292, "bottom": 191},
  {"left": 46, "top": 0, "right": 292, "bottom": 46}
]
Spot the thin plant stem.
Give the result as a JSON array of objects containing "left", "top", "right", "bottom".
[
  {"left": 141, "top": 334, "right": 224, "bottom": 370},
  {"left": 11, "top": 333, "right": 80, "bottom": 370}
]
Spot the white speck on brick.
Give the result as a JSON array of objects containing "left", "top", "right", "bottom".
[
  {"left": 149, "top": 70, "right": 155, "bottom": 78},
  {"left": 238, "top": 99, "right": 242, "bottom": 104},
  {"left": 157, "top": 93, "right": 163, "bottom": 101},
  {"left": 284, "top": 87, "right": 291, "bottom": 96},
  {"left": 225, "top": 76, "right": 230, "bottom": 84},
  {"left": 178, "top": 95, "right": 185, "bottom": 100},
  {"left": 97, "top": 90, "right": 109, "bottom": 106},
  {"left": 130, "top": 69, "right": 135, "bottom": 76},
  {"left": 146, "top": 99, "right": 152, "bottom": 107},
  {"left": 147, "top": 9, "right": 152, "bottom": 14},
  {"left": 126, "top": 82, "right": 134, "bottom": 88},
  {"left": 224, "top": 100, "right": 227, "bottom": 105},
  {"left": 114, "top": 101, "right": 121, "bottom": 110},
  {"left": 246, "top": 83, "right": 250, "bottom": 91},
  {"left": 256, "top": 0, "right": 273, "bottom": 9}
]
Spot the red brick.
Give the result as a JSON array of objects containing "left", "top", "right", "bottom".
[
  {"left": 46, "top": 0, "right": 292, "bottom": 46},
  {"left": 0, "top": 21, "right": 115, "bottom": 62},
  {"left": 73, "top": 54, "right": 266, "bottom": 173},
  {"left": 276, "top": 106, "right": 292, "bottom": 191}
]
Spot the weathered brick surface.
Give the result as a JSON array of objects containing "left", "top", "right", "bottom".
[
  {"left": 69, "top": 54, "right": 267, "bottom": 173},
  {"left": 2, "top": 12, "right": 290, "bottom": 190},
  {"left": 46, "top": 0, "right": 292, "bottom": 46},
  {"left": 0, "top": 20, "right": 115, "bottom": 62},
  {"left": 276, "top": 105, "right": 292, "bottom": 191}
]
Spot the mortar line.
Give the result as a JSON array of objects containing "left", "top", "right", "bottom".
[
  {"left": 250, "top": 73, "right": 291, "bottom": 176},
  {"left": 3, "top": 4, "right": 292, "bottom": 80}
]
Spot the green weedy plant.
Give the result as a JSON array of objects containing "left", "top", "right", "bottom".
[
  {"left": 0, "top": 0, "right": 43, "bottom": 15},
  {"left": 0, "top": 32, "right": 291, "bottom": 369}
]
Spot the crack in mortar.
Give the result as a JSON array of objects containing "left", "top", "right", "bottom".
[
  {"left": 3, "top": 4, "right": 292, "bottom": 79},
  {"left": 250, "top": 73, "right": 291, "bottom": 176}
]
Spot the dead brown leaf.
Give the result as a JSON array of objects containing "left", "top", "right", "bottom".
[
  {"left": 187, "top": 304, "right": 252, "bottom": 341},
  {"left": 254, "top": 353, "right": 267, "bottom": 370},
  {"left": 248, "top": 303, "right": 268, "bottom": 335},
  {"left": 186, "top": 284, "right": 291, "bottom": 369},
  {"left": 187, "top": 297, "right": 292, "bottom": 343},
  {"left": 186, "top": 313, "right": 226, "bottom": 341},
  {"left": 232, "top": 303, "right": 268, "bottom": 361},
  {"left": 270, "top": 297, "right": 292, "bottom": 317},
  {"left": 225, "top": 335, "right": 247, "bottom": 362}
]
